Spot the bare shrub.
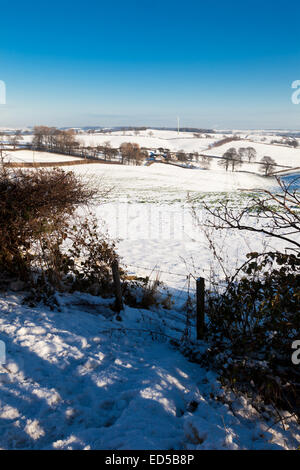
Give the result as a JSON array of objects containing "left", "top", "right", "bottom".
[
  {"left": 192, "top": 177, "right": 300, "bottom": 418},
  {"left": 0, "top": 166, "right": 117, "bottom": 302}
]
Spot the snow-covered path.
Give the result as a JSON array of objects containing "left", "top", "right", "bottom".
[{"left": 0, "top": 293, "right": 299, "bottom": 450}]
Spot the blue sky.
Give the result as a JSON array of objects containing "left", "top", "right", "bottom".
[{"left": 1, "top": 0, "right": 300, "bottom": 129}]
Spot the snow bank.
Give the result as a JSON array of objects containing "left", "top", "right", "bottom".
[{"left": 0, "top": 293, "right": 298, "bottom": 450}]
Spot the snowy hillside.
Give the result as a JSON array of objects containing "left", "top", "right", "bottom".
[
  {"left": 16, "top": 128, "right": 300, "bottom": 171},
  {"left": 72, "top": 161, "right": 275, "bottom": 196},
  {"left": 203, "top": 140, "right": 300, "bottom": 168},
  {"left": 0, "top": 292, "right": 299, "bottom": 450}
]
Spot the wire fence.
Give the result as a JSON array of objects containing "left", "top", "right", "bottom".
[
  {"left": 125, "top": 262, "right": 226, "bottom": 289},
  {"left": 122, "top": 261, "right": 228, "bottom": 341}
]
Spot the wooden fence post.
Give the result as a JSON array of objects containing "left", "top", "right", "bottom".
[
  {"left": 112, "top": 260, "right": 123, "bottom": 319},
  {"left": 196, "top": 277, "right": 205, "bottom": 339}
]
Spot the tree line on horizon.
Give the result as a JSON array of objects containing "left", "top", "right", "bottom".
[{"left": 0, "top": 126, "right": 279, "bottom": 174}]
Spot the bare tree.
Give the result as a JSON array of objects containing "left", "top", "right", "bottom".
[
  {"left": 176, "top": 150, "right": 187, "bottom": 162},
  {"left": 238, "top": 147, "right": 247, "bottom": 161},
  {"left": 231, "top": 152, "right": 243, "bottom": 171},
  {"left": 199, "top": 176, "right": 300, "bottom": 250},
  {"left": 119, "top": 143, "right": 129, "bottom": 164},
  {"left": 246, "top": 146, "right": 257, "bottom": 163},
  {"left": 102, "top": 141, "right": 111, "bottom": 161},
  {"left": 218, "top": 147, "right": 241, "bottom": 171},
  {"left": 194, "top": 152, "right": 200, "bottom": 162},
  {"left": 260, "top": 156, "right": 276, "bottom": 176},
  {"left": 201, "top": 154, "right": 211, "bottom": 169},
  {"left": 119, "top": 142, "right": 144, "bottom": 165},
  {"left": 9, "top": 133, "right": 21, "bottom": 150},
  {"left": 32, "top": 126, "right": 78, "bottom": 154}
]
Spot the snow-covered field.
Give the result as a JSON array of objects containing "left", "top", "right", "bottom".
[
  {"left": 69, "top": 162, "right": 280, "bottom": 291},
  {"left": 73, "top": 161, "right": 275, "bottom": 199},
  {"left": 4, "top": 150, "right": 80, "bottom": 163}
]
